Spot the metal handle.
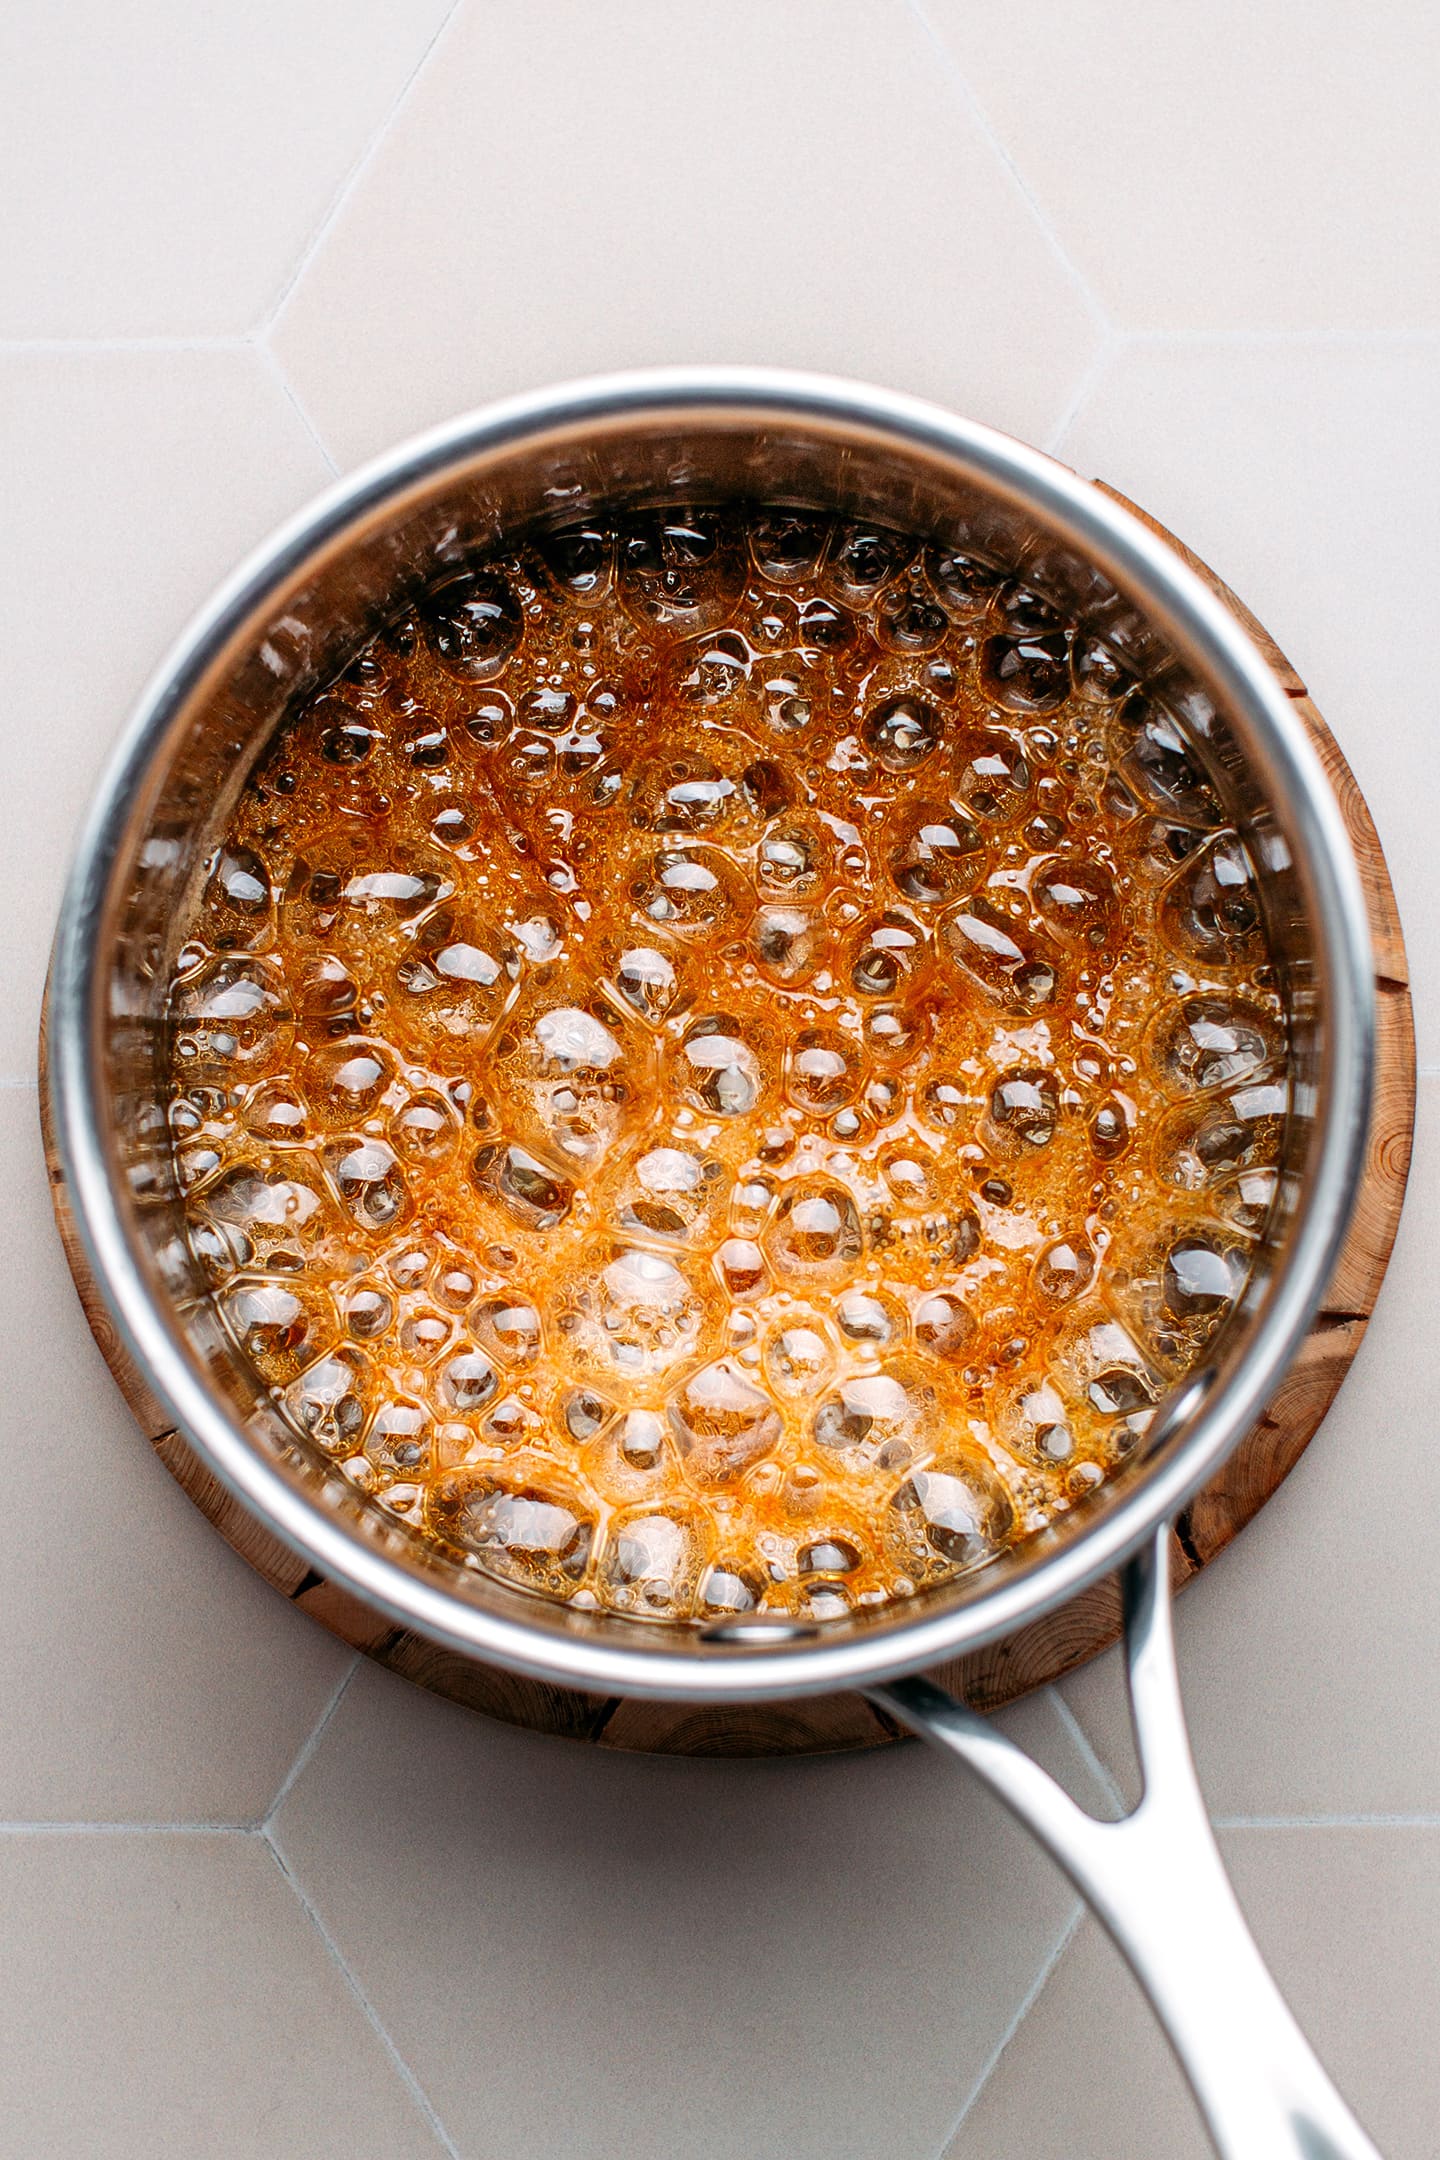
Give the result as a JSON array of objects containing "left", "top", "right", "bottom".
[{"left": 868, "top": 1528, "right": 1381, "bottom": 2160}]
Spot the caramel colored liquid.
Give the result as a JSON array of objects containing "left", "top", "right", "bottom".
[{"left": 164, "top": 509, "right": 1287, "bottom": 1623}]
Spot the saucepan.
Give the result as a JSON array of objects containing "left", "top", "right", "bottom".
[{"left": 47, "top": 369, "right": 1382, "bottom": 2158}]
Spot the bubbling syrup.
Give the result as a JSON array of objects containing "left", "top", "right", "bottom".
[{"left": 164, "top": 509, "right": 1288, "bottom": 1623}]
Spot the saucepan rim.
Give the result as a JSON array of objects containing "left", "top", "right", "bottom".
[{"left": 46, "top": 366, "right": 1376, "bottom": 1702}]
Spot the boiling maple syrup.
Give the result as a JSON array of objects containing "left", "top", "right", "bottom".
[{"left": 164, "top": 507, "right": 1287, "bottom": 1623}]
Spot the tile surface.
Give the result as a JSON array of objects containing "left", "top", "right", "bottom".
[
  {"left": 947, "top": 1828, "right": 1440, "bottom": 2158},
  {"left": 0, "top": 1832, "right": 442, "bottom": 2158},
  {"left": 926, "top": 0, "right": 1440, "bottom": 332},
  {"left": 272, "top": 1666, "right": 1093, "bottom": 2160},
  {"left": 0, "top": 349, "right": 332, "bottom": 1081},
  {"left": 272, "top": 0, "right": 1101, "bottom": 470},
  {"left": 0, "top": 0, "right": 455, "bottom": 337},
  {"left": 5, "top": 2, "right": 1438, "bottom": 2152},
  {"left": 1, "top": 1092, "right": 352, "bottom": 1822},
  {"left": 1055, "top": 337, "right": 1440, "bottom": 1070}
]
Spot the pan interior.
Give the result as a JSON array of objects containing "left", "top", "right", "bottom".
[{"left": 56, "top": 381, "right": 1353, "bottom": 1698}]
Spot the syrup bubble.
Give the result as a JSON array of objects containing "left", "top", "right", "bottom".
[
  {"left": 669, "top": 1359, "right": 782, "bottom": 1485},
  {"left": 888, "top": 1458, "right": 1014, "bottom": 1575},
  {"left": 765, "top": 1184, "right": 863, "bottom": 1281},
  {"left": 427, "top": 1467, "right": 595, "bottom": 1593}
]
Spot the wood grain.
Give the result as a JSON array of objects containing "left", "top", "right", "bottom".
[{"left": 40, "top": 497, "right": 1416, "bottom": 1758}]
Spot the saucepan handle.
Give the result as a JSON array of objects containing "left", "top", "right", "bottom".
[{"left": 867, "top": 1528, "right": 1382, "bottom": 2160}]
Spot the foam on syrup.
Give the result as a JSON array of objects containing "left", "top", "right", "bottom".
[{"left": 164, "top": 508, "right": 1288, "bottom": 1623}]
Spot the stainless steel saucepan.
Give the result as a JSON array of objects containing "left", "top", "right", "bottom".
[{"left": 47, "top": 369, "right": 1382, "bottom": 2158}]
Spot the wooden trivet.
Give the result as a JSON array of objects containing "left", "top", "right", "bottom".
[{"left": 41, "top": 493, "right": 1415, "bottom": 1756}]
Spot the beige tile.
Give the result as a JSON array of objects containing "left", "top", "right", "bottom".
[
  {"left": 0, "top": 0, "right": 455, "bottom": 336},
  {"left": 925, "top": 0, "right": 1440, "bottom": 332},
  {"left": 1056, "top": 338, "right": 1440, "bottom": 1070},
  {"left": 1060, "top": 1081, "right": 1440, "bottom": 1820},
  {"left": 0, "top": 349, "right": 332, "bottom": 1083},
  {"left": 945, "top": 1910, "right": 1204, "bottom": 2159},
  {"left": 271, "top": 0, "right": 1101, "bottom": 472},
  {"left": 0, "top": 1831, "right": 442, "bottom": 2157},
  {"left": 273, "top": 1663, "right": 1104, "bottom": 2160},
  {"left": 0, "top": 1091, "right": 353, "bottom": 1821},
  {"left": 1221, "top": 1829, "right": 1440, "bottom": 2160},
  {"left": 948, "top": 1827, "right": 1437, "bottom": 2158}
]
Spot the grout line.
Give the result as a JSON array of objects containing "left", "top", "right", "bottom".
[
  {"left": 929, "top": 1901, "right": 1085, "bottom": 2155},
  {"left": 907, "top": 0, "right": 1111, "bottom": 338},
  {"left": 0, "top": 1076, "right": 37, "bottom": 1090},
  {"left": 255, "top": 0, "right": 467, "bottom": 339},
  {"left": 0, "top": 1823, "right": 260, "bottom": 1840},
  {"left": 1217, "top": 1814, "right": 1440, "bottom": 1831},
  {"left": 1121, "top": 324, "right": 1440, "bottom": 350},
  {"left": 257, "top": 342, "right": 341, "bottom": 478},
  {"left": 3, "top": 323, "right": 1429, "bottom": 365},
  {"left": 1046, "top": 1686, "right": 1128, "bottom": 1819},
  {"left": 264, "top": 1831, "right": 462, "bottom": 2159},
  {"left": 0, "top": 335, "right": 252, "bottom": 355},
  {"left": 263, "top": 1653, "right": 361, "bottom": 1829},
  {"left": 1044, "top": 320, "right": 1440, "bottom": 457},
  {"left": 1043, "top": 331, "right": 1120, "bottom": 457}
]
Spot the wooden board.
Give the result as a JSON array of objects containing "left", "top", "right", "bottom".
[{"left": 40, "top": 493, "right": 1416, "bottom": 1757}]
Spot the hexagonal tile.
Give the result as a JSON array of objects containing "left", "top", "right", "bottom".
[
  {"left": 0, "top": 348, "right": 332, "bottom": 1082},
  {"left": 0, "top": 0, "right": 456, "bottom": 335},
  {"left": 273, "top": 1662, "right": 1107, "bottom": 2160},
  {"left": 271, "top": 0, "right": 1103, "bottom": 469},
  {"left": 947, "top": 1828, "right": 1437, "bottom": 2158},
  {"left": 1056, "top": 336, "right": 1440, "bottom": 1073},
  {"left": 0, "top": 1832, "right": 444, "bottom": 2157},
  {"left": 1, "top": 1091, "right": 354, "bottom": 1821},
  {"left": 925, "top": 0, "right": 1440, "bottom": 331}
]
